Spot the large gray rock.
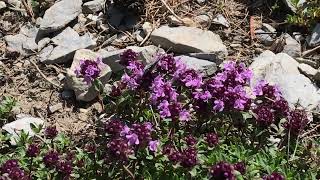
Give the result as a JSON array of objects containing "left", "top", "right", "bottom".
[
  {"left": 176, "top": 55, "right": 217, "bottom": 76},
  {"left": 83, "top": 0, "right": 104, "bottom": 13},
  {"left": 308, "top": 23, "right": 320, "bottom": 47},
  {"left": 250, "top": 50, "right": 320, "bottom": 112},
  {"left": 40, "top": 27, "right": 96, "bottom": 64},
  {"left": 40, "top": 0, "right": 82, "bottom": 33},
  {"left": 65, "top": 49, "right": 112, "bottom": 102},
  {"left": 4, "top": 24, "right": 39, "bottom": 55},
  {"left": 98, "top": 45, "right": 164, "bottom": 72},
  {"left": 282, "top": 33, "right": 301, "bottom": 57},
  {"left": 2, "top": 114, "right": 44, "bottom": 145},
  {"left": 150, "top": 26, "right": 227, "bottom": 58},
  {"left": 255, "top": 29, "right": 274, "bottom": 46}
]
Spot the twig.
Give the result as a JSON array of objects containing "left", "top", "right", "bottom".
[
  {"left": 302, "top": 45, "right": 320, "bottom": 58},
  {"left": 30, "top": 59, "right": 62, "bottom": 89},
  {"left": 122, "top": 165, "right": 135, "bottom": 179},
  {"left": 139, "top": 30, "right": 152, "bottom": 46},
  {"left": 21, "top": 0, "right": 35, "bottom": 22},
  {"left": 159, "top": 0, "right": 184, "bottom": 23},
  {"left": 301, "top": 124, "right": 320, "bottom": 138}
]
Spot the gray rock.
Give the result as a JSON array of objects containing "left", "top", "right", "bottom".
[
  {"left": 40, "top": 27, "right": 96, "bottom": 64},
  {"left": 5, "top": 0, "right": 20, "bottom": 8},
  {"left": 308, "top": 23, "right": 320, "bottom": 47},
  {"left": 298, "top": 63, "right": 320, "bottom": 80},
  {"left": 37, "top": 37, "right": 51, "bottom": 51},
  {"left": 2, "top": 114, "right": 44, "bottom": 145},
  {"left": 65, "top": 49, "right": 112, "bottom": 102},
  {"left": 212, "top": 14, "right": 229, "bottom": 28},
  {"left": 197, "top": 0, "right": 206, "bottom": 3},
  {"left": 99, "top": 45, "right": 164, "bottom": 72},
  {"left": 255, "top": 29, "right": 274, "bottom": 46},
  {"left": 176, "top": 55, "right": 217, "bottom": 76},
  {"left": 5, "top": 34, "right": 27, "bottom": 55},
  {"left": 40, "top": 0, "right": 82, "bottom": 33},
  {"left": 0, "top": 1, "right": 6, "bottom": 10},
  {"left": 48, "top": 103, "right": 63, "bottom": 114},
  {"left": 194, "top": 14, "right": 211, "bottom": 26},
  {"left": 187, "top": 52, "right": 223, "bottom": 64},
  {"left": 83, "top": 0, "right": 104, "bottom": 13},
  {"left": 282, "top": 33, "right": 301, "bottom": 57},
  {"left": 61, "top": 90, "right": 74, "bottom": 99},
  {"left": 150, "top": 26, "right": 227, "bottom": 57},
  {"left": 250, "top": 50, "right": 320, "bottom": 112},
  {"left": 262, "top": 23, "right": 276, "bottom": 33},
  {"left": 134, "top": 30, "right": 144, "bottom": 42},
  {"left": 39, "top": 45, "right": 54, "bottom": 62}
]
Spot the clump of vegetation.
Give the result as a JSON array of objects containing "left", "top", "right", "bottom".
[
  {"left": 0, "top": 96, "right": 16, "bottom": 125},
  {"left": 0, "top": 50, "right": 319, "bottom": 179},
  {"left": 287, "top": 0, "right": 320, "bottom": 27}
]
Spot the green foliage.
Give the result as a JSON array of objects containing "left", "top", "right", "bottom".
[
  {"left": 0, "top": 96, "right": 16, "bottom": 123},
  {"left": 287, "top": 0, "right": 320, "bottom": 27}
]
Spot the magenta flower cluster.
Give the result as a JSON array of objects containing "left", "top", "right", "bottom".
[
  {"left": 263, "top": 172, "right": 285, "bottom": 180},
  {"left": 210, "top": 161, "right": 246, "bottom": 180},
  {"left": 105, "top": 119, "right": 159, "bottom": 160},
  {"left": 0, "top": 160, "right": 29, "bottom": 180},
  {"left": 75, "top": 58, "right": 105, "bottom": 85}
]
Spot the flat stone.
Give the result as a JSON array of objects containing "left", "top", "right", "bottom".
[
  {"left": 262, "top": 23, "right": 276, "bottom": 33},
  {"left": 5, "top": 34, "right": 27, "bottom": 55},
  {"left": 40, "top": 0, "right": 82, "bottom": 33},
  {"left": 83, "top": 0, "right": 104, "bottom": 14},
  {"left": 142, "top": 22, "right": 153, "bottom": 35},
  {"left": 308, "top": 23, "right": 320, "bottom": 47},
  {"left": 48, "top": 103, "right": 63, "bottom": 114},
  {"left": 187, "top": 52, "right": 223, "bottom": 64},
  {"left": 150, "top": 26, "right": 227, "bottom": 57},
  {"left": 212, "top": 14, "right": 229, "bottom": 28},
  {"left": 176, "top": 55, "right": 217, "bottom": 76},
  {"left": 250, "top": 50, "right": 320, "bottom": 112},
  {"left": 0, "top": 1, "right": 7, "bottom": 10},
  {"left": 40, "top": 27, "right": 96, "bottom": 64},
  {"left": 39, "top": 45, "right": 54, "bottom": 62},
  {"left": 98, "top": 45, "right": 164, "bottom": 72},
  {"left": 38, "top": 37, "right": 51, "bottom": 51},
  {"left": 65, "top": 49, "right": 112, "bottom": 102},
  {"left": 2, "top": 114, "right": 44, "bottom": 145},
  {"left": 298, "top": 63, "right": 320, "bottom": 80},
  {"left": 282, "top": 33, "right": 301, "bottom": 57},
  {"left": 255, "top": 29, "right": 274, "bottom": 46}
]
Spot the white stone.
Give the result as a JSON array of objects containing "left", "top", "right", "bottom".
[
  {"left": 83, "top": 0, "right": 104, "bottom": 13},
  {"left": 142, "top": 22, "right": 153, "bottom": 35},
  {"left": 282, "top": 33, "right": 301, "bottom": 57},
  {"left": 0, "top": 1, "right": 6, "bottom": 10},
  {"left": 40, "top": 27, "right": 96, "bottom": 64},
  {"left": 37, "top": 37, "right": 51, "bottom": 51},
  {"left": 40, "top": 0, "right": 82, "bottom": 33},
  {"left": 250, "top": 50, "right": 320, "bottom": 112},
  {"left": 176, "top": 55, "right": 217, "bottom": 76},
  {"left": 98, "top": 45, "right": 164, "bottom": 72},
  {"left": 298, "top": 63, "right": 320, "bottom": 80},
  {"left": 308, "top": 23, "right": 320, "bottom": 47},
  {"left": 151, "top": 26, "right": 227, "bottom": 58},
  {"left": 212, "top": 14, "right": 230, "bottom": 27},
  {"left": 65, "top": 49, "right": 112, "bottom": 102},
  {"left": 2, "top": 114, "right": 44, "bottom": 145}
]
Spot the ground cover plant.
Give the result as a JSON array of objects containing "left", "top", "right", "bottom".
[{"left": 0, "top": 50, "right": 319, "bottom": 180}]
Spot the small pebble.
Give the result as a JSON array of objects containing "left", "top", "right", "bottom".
[
  {"left": 49, "top": 103, "right": 63, "bottom": 114},
  {"left": 61, "top": 90, "right": 74, "bottom": 100}
]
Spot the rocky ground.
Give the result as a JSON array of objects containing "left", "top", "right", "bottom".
[{"left": 0, "top": 0, "right": 319, "bottom": 139}]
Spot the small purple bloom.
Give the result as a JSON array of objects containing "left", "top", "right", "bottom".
[
  {"left": 158, "top": 100, "right": 171, "bottom": 118},
  {"left": 213, "top": 100, "right": 224, "bottom": 112},
  {"left": 179, "top": 109, "right": 190, "bottom": 121},
  {"left": 148, "top": 140, "right": 159, "bottom": 152},
  {"left": 126, "top": 133, "right": 139, "bottom": 146},
  {"left": 74, "top": 58, "right": 104, "bottom": 85},
  {"left": 234, "top": 99, "right": 246, "bottom": 110},
  {"left": 120, "top": 125, "right": 130, "bottom": 136}
]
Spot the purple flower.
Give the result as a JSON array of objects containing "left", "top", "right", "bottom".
[
  {"left": 253, "top": 105, "right": 275, "bottom": 127},
  {"left": 107, "top": 138, "right": 133, "bottom": 160},
  {"left": 284, "top": 109, "right": 308, "bottom": 135},
  {"left": 1, "top": 159, "right": 19, "bottom": 174},
  {"left": 26, "top": 144, "right": 40, "bottom": 157},
  {"left": 210, "top": 161, "right": 236, "bottom": 180},
  {"left": 234, "top": 98, "right": 246, "bottom": 110},
  {"left": 213, "top": 100, "right": 224, "bottom": 112},
  {"left": 158, "top": 100, "right": 171, "bottom": 118},
  {"left": 193, "top": 90, "right": 212, "bottom": 101},
  {"left": 121, "top": 73, "right": 139, "bottom": 90},
  {"left": 156, "top": 54, "right": 176, "bottom": 73},
  {"left": 150, "top": 76, "right": 178, "bottom": 104},
  {"left": 7, "top": 167, "right": 27, "bottom": 180},
  {"left": 185, "top": 135, "right": 197, "bottom": 146},
  {"left": 43, "top": 151, "right": 59, "bottom": 168},
  {"left": 205, "top": 133, "right": 219, "bottom": 147},
  {"left": 75, "top": 58, "right": 104, "bottom": 85},
  {"left": 234, "top": 162, "right": 246, "bottom": 175},
  {"left": 57, "top": 161, "right": 73, "bottom": 175},
  {"left": 181, "top": 147, "right": 197, "bottom": 168},
  {"left": 126, "top": 133, "right": 139, "bottom": 146},
  {"left": 179, "top": 109, "right": 190, "bottom": 121},
  {"left": 45, "top": 126, "right": 58, "bottom": 139},
  {"left": 105, "top": 119, "right": 124, "bottom": 135},
  {"left": 148, "top": 140, "right": 159, "bottom": 152},
  {"left": 120, "top": 49, "right": 138, "bottom": 66},
  {"left": 120, "top": 125, "right": 131, "bottom": 136},
  {"left": 180, "top": 69, "right": 203, "bottom": 88}
]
